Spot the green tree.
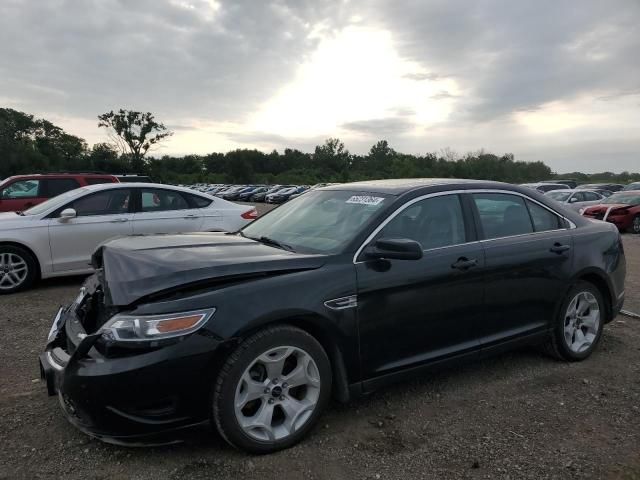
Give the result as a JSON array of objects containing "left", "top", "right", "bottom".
[
  {"left": 313, "top": 138, "right": 351, "bottom": 181},
  {"left": 97, "top": 109, "right": 173, "bottom": 172},
  {"left": 89, "top": 143, "right": 128, "bottom": 173}
]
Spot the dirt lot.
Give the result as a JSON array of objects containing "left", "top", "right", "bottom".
[{"left": 1, "top": 222, "right": 639, "bottom": 479}]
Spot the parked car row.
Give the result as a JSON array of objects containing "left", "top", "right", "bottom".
[
  {"left": 186, "top": 183, "right": 339, "bottom": 204},
  {"left": 520, "top": 180, "right": 637, "bottom": 196},
  {"left": 542, "top": 187, "right": 640, "bottom": 234}
]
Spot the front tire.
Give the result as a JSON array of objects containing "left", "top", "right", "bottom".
[
  {"left": 544, "top": 281, "right": 605, "bottom": 361},
  {"left": 0, "top": 245, "right": 37, "bottom": 294},
  {"left": 212, "top": 325, "right": 332, "bottom": 453}
]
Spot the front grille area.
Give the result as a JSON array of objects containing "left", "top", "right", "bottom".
[{"left": 76, "top": 288, "right": 115, "bottom": 334}]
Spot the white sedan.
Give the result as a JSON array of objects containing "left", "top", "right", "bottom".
[
  {"left": 545, "top": 189, "right": 605, "bottom": 212},
  {"left": 0, "top": 183, "right": 257, "bottom": 293}
]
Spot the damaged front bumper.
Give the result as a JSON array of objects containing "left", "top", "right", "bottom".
[{"left": 39, "top": 277, "right": 220, "bottom": 445}]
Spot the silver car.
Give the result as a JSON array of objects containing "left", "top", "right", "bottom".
[{"left": 546, "top": 189, "right": 604, "bottom": 212}]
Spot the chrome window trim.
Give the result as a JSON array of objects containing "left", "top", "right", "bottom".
[{"left": 352, "top": 188, "right": 576, "bottom": 264}]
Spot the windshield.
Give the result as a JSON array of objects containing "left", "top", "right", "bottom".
[
  {"left": 241, "top": 190, "right": 393, "bottom": 254},
  {"left": 603, "top": 193, "right": 640, "bottom": 205},
  {"left": 547, "top": 191, "right": 572, "bottom": 201},
  {"left": 623, "top": 183, "right": 640, "bottom": 191},
  {"left": 23, "top": 187, "right": 88, "bottom": 215}
]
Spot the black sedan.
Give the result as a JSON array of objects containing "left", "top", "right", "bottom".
[{"left": 40, "top": 179, "right": 626, "bottom": 453}]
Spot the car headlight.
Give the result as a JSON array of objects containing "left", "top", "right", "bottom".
[{"left": 100, "top": 309, "right": 215, "bottom": 342}]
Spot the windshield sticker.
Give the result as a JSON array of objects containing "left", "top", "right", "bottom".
[{"left": 346, "top": 195, "right": 385, "bottom": 206}]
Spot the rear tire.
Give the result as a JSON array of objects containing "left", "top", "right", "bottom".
[
  {"left": 544, "top": 281, "right": 604, "bottom": 361},
  {"left": 212, "top": 325, "right": 332, "bottom": 453},
  {"left": 0, "top": 245, "right": 37, "bottom": 294},
  {"left": 630, "top": 215, "right": 640, "bottom": 234}
]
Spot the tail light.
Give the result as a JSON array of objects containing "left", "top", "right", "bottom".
[{"left": 241, "top": 208, "right": 258, "bottom": 220}]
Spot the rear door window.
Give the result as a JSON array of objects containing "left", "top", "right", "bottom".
[
  {"left": 472, "top": 193, "right": 533, "bottom": 239},
  {"left": 85, "top": 177, "right": 115, "bottom": 185},
  {"left": 526, "top": 200, "right": 562, "bottom": 232},
  {"left": 582, "top": 192, "right": 600, "bottom": 201},
  {"left": 44, "top": 178, "right": 81, "bottom": 197},
  {"left": 140, "top": 189, "right": 190, "bottom": 212},
  {"left": 186, "top": 194, "right": 213, "bottom": 208}
]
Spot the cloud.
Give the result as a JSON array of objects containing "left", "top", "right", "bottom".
[
  {"left": 430, "top": 90, "right": 457, "bottom": 100},
  {"left": 402, "top": 72, "right": 446, "bottom": 81},
  {"left": 341, "top": 117, "right": 417, "bottom": 136},
  {"left": 1, "top": 0, "right": 639, "bottom": 171},
  {"left": 361, "top": 0, "right": 640, "bottom": 121},
  {"left": 0, "top": 0, "right": 346, "bottom": 121}
]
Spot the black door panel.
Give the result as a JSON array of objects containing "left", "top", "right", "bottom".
[
  {"left": 479, "top": 232, "right": 573, "bottom": 344},
  {"left": 356, "top": 243, "right": 485, "bottom": 377},
  {"left": 469, "top": 192, "right": 575, "bottom": 345}
]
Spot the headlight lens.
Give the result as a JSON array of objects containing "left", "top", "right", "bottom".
[{"left": 100, "top": 309, "right": 215, "bottom": 342}]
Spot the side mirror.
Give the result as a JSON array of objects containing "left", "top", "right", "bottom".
[
  {"left": 364, "top": 238, "right": 423, "bottom": 261},
  {"left": 59, "top": 208, "right": 77, "bottom": 220},
  {"left": 569, "top": 197, "right": 578, "bottom": 203}
]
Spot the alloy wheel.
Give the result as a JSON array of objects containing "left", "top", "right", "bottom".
[
  {"left": 563, "top": 291, "right": 600, "bottom": 353},
  {"left": 633, "top": 216, "right": 640, "bottom": 234},
  {"left": 234, "top": 346, "right": 321, "bottom": 442},
  {"left": 0, "top": 253, "right": 28, "bottom": 291}
]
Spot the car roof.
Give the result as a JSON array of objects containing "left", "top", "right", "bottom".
[
  {"left": 522, "top": 182, "right": 567, "bottom": 187},
  {"left": 80, "top": 182, "right": 211, "bottom": 197},
  {"left": 548, "top": 189, "right": 598, "bottom": 193},
  {"left": 2, "top": 173, "right": 116, "bottom": 181},
  {"left": 322, "top": 178, "right": 516, "bottom": 195}
]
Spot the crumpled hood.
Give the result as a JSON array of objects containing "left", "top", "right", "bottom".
[
  {"left": 587, "top": 203, "right": 629, "bottom": 210},
  {"left": 584, "top": 203, "right": 633, "bottom": 214},
  {"left": 93, "top": 232, "right": 326, "bottom": 306}
]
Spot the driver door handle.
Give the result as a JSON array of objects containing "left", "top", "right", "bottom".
[
  {"left": 550, "top": 243, "right": 571, "bottom": 254},
  {"left": 110, "top": 218, "right": 129, "bottom": 223},
  {"left": 184, "top": 214, "right": 199, "bottom": 219},
  {"left": 451, "top": 257, "right": 478, "bottom": 271}
]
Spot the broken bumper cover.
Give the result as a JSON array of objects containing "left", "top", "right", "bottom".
[{"left": 39, "top": 292, "right": 221, "bottom": 445}]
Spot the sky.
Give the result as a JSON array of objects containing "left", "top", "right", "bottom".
[{"left": 1, "top": 0, "right": 639, "bottom": 173}]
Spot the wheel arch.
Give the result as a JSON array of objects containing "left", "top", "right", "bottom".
[
  {"left": 574, "top": 268, "right": 614, "bottom": 323},
  {"left": 217, "top": 313, "right": 353, "bottom": 403},
  {"left": 0, "top": 241, "right": 42, "bottom": 279}
]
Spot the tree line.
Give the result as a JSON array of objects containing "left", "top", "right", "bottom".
[{"left": 2, "top": 107, "right": 638, "bottom": 185}]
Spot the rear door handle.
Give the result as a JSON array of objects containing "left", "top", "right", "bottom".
[
  {"left": 550, "top": 243, "right": 571, "bottom": 254},
  {"left": 110, "top": 218, "right": 129, "bottom": 223},
  {"left": 451, "top": 257, "right": 478, "bottom": 271},
  {"left": 184, "top": 214, "right": 200, "bottom": 219}
]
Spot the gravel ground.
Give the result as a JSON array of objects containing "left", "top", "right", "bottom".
[{"left": 1, "top": 214, "right": 639, "bottom": 479}]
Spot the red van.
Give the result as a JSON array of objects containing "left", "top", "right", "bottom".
[{"left": 0, "top": 173, "right": 119, "bottom": 212}]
